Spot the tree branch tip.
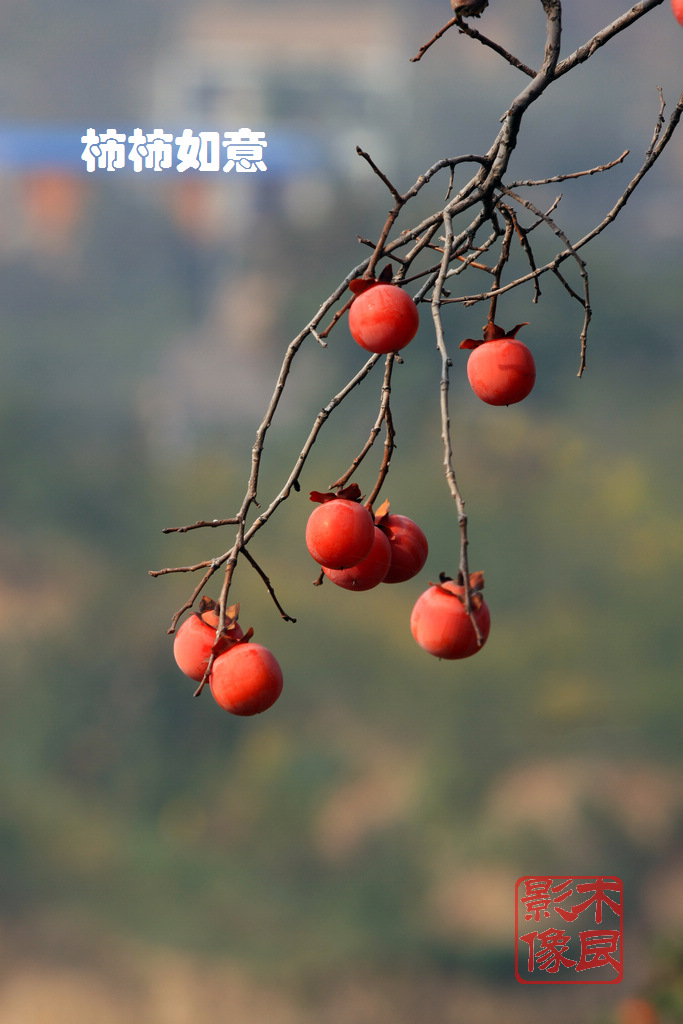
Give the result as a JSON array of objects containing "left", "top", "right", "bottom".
[{"left": 310, "top": 327, "right": 328, "bottom": 348}]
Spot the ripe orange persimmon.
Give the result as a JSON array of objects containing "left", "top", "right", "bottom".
[
  {"left": 377, "top": 511, "right": 429, "bottom": 584},
  {"left": 210, "top": 642, "right": 283, "bottom": 716},
  {"left": 672, "top": 0, "right": 683, "bottom": 25},
  {"left": 348, "top": 283, "right": 419, "bottom": 354},
  {"left": 323, "top": 525, "right": 392, "bottom": 590},
  {"left": 410, "top": 575, "right": 490, "bottom": 659},
  {"left": 461, "top": 322, "right": 535, "bottom": 406},
  {"left": 306, "top": 487, "right": 375, "bottom": 569},
  {"left": 173, "top": 599, "right": 243, "bottom": 681}
]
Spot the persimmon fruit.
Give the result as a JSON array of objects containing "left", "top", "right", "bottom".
[
  {"left": 410, "top": 577, "right": 490, "bottom": 659},
  {"left": 306, "top": 491, "right": 375, "bottom": 569},
  {"left": 173, "top": 601, "right": 243, "bottom": 681},
  {"left": 210, "top": 642, "right": 283, "bottom": 716},
  {"left": 672, "top": 0, "right": 683, "bottom": 25},
  {"left": 378, "top": 513, "right": 429, "bottom": 584},
  {"left": 348, "top": 283, "right": 419, "bottom": 354},
  {"left": 323, "top": 525, "right": 392, "bottom": 590},
  {"left": 461, "top": 322, "right": 535, "bottom": 406}
]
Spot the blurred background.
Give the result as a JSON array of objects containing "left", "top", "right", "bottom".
[{"left": 0, "top": 0, "right": 681, "bottom": 1021}]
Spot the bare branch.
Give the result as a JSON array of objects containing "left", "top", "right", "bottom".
[
  {"left": 241, "top": 548, "right": 297, "bottom": 623},
  {"left": 365, "top": 356, "right": 397, "bottom": 510},
  {"left": 645, "top": 88, "right": 667, "bottom": 159},
  {"left": 154, "top": 2, "right": 681, "bottom": 680},
  {"left": 554, "top": 0, "right": 666, "bottom": 80},
  {"left": 330, "top": 353, "right": 395, "bottom": 493},
  {"left": 451, "top": 19, "right": 536, "bottom": 78},
  {"left": 410, "top": 16, "right": 458, "bottom": 63},
  {"left": 572, "top": 88, "right": 683, "bottom": 248},
  {"left": 356, "top": 145, "right": 402, "bottom": 202},
  {"left": 500, "top": 185, "right": 591, "bottom": 373},
  {"left": 430, "top": 209, "right": 483, "bottom": 643},
  {"left": 162, "top": 517, "right": 239, "bottom": 535},
  {"left": 508, "top": 150, "right": 629, "bottom": 188}
]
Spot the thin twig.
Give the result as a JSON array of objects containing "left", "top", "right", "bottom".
[
  {"left": 645, "top": 87, "right": 666, "bottom": 160},
  {"left": 488, "top": 207, "right": 515, "bottom": 325},
  {"left": 356, "top": 146, "right": 402, "bottom": 202},
  {"left": 241, "top": 548, "right": 297, "bottom": 622},
  {"left": 410, "top": 16, "right": 458, "bottom": 63},
  {"left": 501, "top": 201, "right": 542, "bottom": 303},
  {"left": 452, "top": 19, "right": 536, "bottom": 78},
  {"left": 162, "top": 517, "right": 239, "bottom": 535},
  {"left": 365, "top": 356, "right": 397, "bottom": 510},
  {"left": 508, "top": 150, "right": 629, "bottom": 188},
  {"left": 330, "top": 353, "right": 395, "bottom": 491},
  {"left": 553, "top": 0, "right": 666, "bottom": 80},
  {"left": 430, "top": 209, "right": 481, "bottom": 642}
]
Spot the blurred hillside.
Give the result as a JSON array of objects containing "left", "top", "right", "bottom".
[{"left": 0, "top": 1, "right": 682, "bottom": 1022}]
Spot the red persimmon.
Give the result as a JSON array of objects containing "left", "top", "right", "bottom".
[
  {"left": 410, "top": 579, "right": 490, "bottom": 659},
  {"left": 210, "top": 642, "right": 283, "bottom": 716},
  {"left": 348, "top": 283, "right": 419, "bottom": 354},
  {"left": 672, "top": 0, "right": 683, "bottom": 25},
  {"left": 378, "top": 513, "right": 429, "bottom": 584},
  {"left": 323, "top": 525, "right": 391, "bottom": 590},
  {"left": 461, "top": 322, "right": 535, "bottom": 406},
  {"left": 306, "top": 496, "right": 375, "bottom": 569},
  {"left": 467, "top": 337, "right": 535, "bottom": 406},
  {"left": 173, "top": 603, "right": 243, "bottom": 681}
]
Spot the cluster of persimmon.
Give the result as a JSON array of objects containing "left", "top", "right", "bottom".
[
  {"left": 174, "top": 598, "right": 283, "bottom": 716},
  {"left": 171, "top": 276, "right": 538, "bottom": 712},
  {"left": 305, "top": 486, "right": 428, "bottom": 591},
  {"left": 305, "top": 485, "right": 490, "bottom": 660}
]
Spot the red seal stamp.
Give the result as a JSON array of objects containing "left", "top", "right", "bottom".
[{"left": 515, "top": 876, "right": 623, "bottom": 984}]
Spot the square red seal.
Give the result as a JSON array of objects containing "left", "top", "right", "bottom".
[{"left": 515, "top": 876, "right": 623, "bottom": 984}]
